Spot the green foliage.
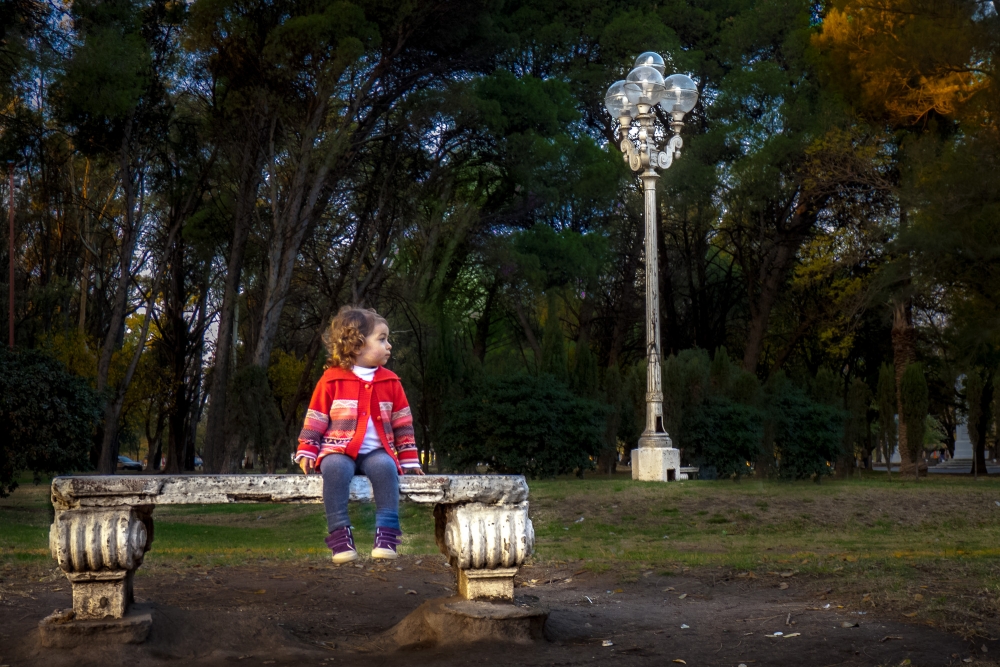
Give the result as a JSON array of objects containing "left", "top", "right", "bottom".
[
  {"left": 437, "top": 374, "right": 607, "bottom": 478},
  {"left": 663, "top": 348, "right": 765, "bottom": 476},
  {"left": 876, "top": 363, "right": 897, "bottom": 465},
  {"left": 0, "top": 349, "right": 100, "bottom": 496},
  {"left": 965, "top": 368, "right": 985, "bottom": 449},
  {"left": 225, "top": 366, "right": 283, "bottom": 466},
  {"left": 541, "top": 293, "right": 568, "bottom": 381},
  {"left": 844, "top": 377, "right": 873, "bottom": 460},
  {"left": 767, "top": 375, "right": 846, "bottom": 479},
  {"left": 685, "top": 397, "right": 763, "bottom": 478},
  {"left": 900, "top": 363, "right": 929, "bottom": 464}
]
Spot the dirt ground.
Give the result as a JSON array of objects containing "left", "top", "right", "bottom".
[{"left": 0, "top": 556, "right": 993, "bottom": 667}]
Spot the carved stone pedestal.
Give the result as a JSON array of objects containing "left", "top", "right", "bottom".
[
  {"left": 631, "top": 444, "right": 680, "bottom": 482},
  {"left": 38, "top": 607, "right": 152, "bottom": 648},
  {"left": 386, "top": 597, "right": 548, "bottom": 648},
  {"left": 435, "top": 501, "right": 534, "bottom": 602},
  {"left": 457, "top": 567, "right": 519, "bottom": 600}
]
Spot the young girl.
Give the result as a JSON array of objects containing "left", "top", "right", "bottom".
[{"left": 295, "top": 306, "right": 423, "bottom": 563}]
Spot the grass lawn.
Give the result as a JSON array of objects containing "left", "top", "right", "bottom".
[{"left": 3, "top": 471, "right": 1000, "bottom": 635}]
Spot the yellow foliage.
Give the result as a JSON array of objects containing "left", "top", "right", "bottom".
[
  {"left": 39, "top": 330, "right": 97, "bottom": 381},
  {"left": 813, "top": 0, "right": 986, "bottom": 125},
  {"left": 268, "top": 349, "right": 307, "bottom": 410}
]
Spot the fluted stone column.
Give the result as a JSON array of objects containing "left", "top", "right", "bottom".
[{"left": 435, "top": 501, "right": 534, "bottom": 601}]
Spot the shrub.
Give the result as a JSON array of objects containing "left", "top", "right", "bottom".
[
  {"left": 437, "top": 373, "right": 607, "bottom": 477},
  {"left": 0, "top": 348, "right": 101, "bottom": 496},
  {"left": 684, "top": 396, "right": 763, "bottom": 478},
  {"left": 768, "top": 379, "right": 845, "bottom": 479}
]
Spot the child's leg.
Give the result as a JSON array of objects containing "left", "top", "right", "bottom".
[
  {"left": 320, "top": 454, "right": 357, "bottom": 532},
  {"left": 358, "top": 451, "right": 400, "bottom": 530}
]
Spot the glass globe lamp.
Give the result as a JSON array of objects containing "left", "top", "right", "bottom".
[
  {"left": 624, "top": 65, "right": 666, "bottom": 108},
  {"left": 604, "top": 80, "right": 636, "bottom": 126},
  {"left": 661, "top": 74, "right": 699, "bottom": 116},
  {"left": 633, "top": 52, "right": 665, "bottom": 75}
]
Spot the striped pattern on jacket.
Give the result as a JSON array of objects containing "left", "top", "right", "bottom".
[{"left": 294, "top": 366, "right": 419, "bottom": 471}]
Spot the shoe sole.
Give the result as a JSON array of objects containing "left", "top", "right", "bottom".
[
  {"left": 371, "top": 548, "right": 398, "bottom": 560},
  {"left": 332, "top": 550, "right": 359, "bottom": 564}
]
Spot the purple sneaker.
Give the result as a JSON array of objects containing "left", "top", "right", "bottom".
[
  {"left": 371, "top": 527, "right": 402, "bottom": 560},
  {"left": 325, "top": 526, "right": 358, "bottom": 564}
]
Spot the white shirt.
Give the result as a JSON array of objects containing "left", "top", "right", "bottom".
[{"left": 352, "top": 366, "right": 383, "bottom": 455}]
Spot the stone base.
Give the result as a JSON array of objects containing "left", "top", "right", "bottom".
[
  {"left": 631, "top": 446, "right": 680, "bottom": 482},
  {"left": 38, "top": 607, "right": 152, "bottom": 648},
  {"left": 457, "top": 567, "right": 518, "bottom": 601},
  {"left": 387, "top": 597, "right": 548, "bottom": 648}
]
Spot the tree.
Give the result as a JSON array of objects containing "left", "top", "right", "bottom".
[
  {"left": 437, "top": 373, "right": 606, "bottom": 478},
  {"left": 964, "top": 368, "right": 993, "bottom": 478},
  {"left": 900, "top": 363, "right": 928, "bottom": 480},
  {"left": 0, "top": 349, "right": 100, "bottom": 496},
  {"left": 876, "top": 362, "right": 897, "bottom": 478}
]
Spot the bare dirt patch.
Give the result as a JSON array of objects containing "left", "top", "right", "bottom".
[{"left": 1, "top": 557, "right": 994, "bottom": 667}]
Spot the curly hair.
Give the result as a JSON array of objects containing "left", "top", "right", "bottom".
[{"left": 323, "top": 306, "right": 388, "bottom": 370}]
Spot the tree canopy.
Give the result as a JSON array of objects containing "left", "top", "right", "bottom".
[{"left": 1, "top": 0, "right": 998, "bottom": 479}]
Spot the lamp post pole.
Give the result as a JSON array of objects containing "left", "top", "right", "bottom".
[
  {"left": 638, "top": 165, "right": 667, "bottom": 448},
  {"left": 8, "top": 162, "right": 13, "bottom": 350},
  {"left": 605, "top": 53, "right": 699, "bottom": 481}
]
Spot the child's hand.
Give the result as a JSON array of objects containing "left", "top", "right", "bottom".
[
  {"left": 404, "top": 467, "right": 425, "bottom": 475},
  {"left": 298, "top": 458, "right": 315, "bottom": 475}
]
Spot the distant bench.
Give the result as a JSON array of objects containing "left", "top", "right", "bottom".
[{"left": 42, "top": 474, "right": 534, "bottom": 645}]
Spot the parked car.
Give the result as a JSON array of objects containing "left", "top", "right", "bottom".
[{"left": 117, "top": 455, "right": 143, "bottom": 472}]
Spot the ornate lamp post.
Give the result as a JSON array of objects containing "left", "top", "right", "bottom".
[{"left": 605, "top": 52, "right": 699, "bottom": 482}]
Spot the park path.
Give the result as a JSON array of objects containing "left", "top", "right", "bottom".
[{"left": 0, "top": 557, "right": 991, "bottom": 666}]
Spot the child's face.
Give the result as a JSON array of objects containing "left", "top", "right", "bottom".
[{"left": 355, "top": 323, "right": 391, "bottom": 368}]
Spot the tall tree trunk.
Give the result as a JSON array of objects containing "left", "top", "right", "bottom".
[
  {"left": 96, "top": 143, "right": 141, "bottom": 474},
  {"left": 891, "top": 295, "right": 915, "bottom": 477},
  {"left": 971, "top": 375, "right": 993, "bottom": 476},
  {"left": 892, "top": 206, "right": 915, "bottom": 477},
  {"left": 163, "top": 235, "right": 189, "bottom": 475},
  {"left": 203, "top": 159, "right": 261, "bottom": 473},
  {"left": 741, "top": 236, "right": 802, "bottom": 372}
]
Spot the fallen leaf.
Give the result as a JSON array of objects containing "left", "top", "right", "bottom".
[
  {"left": 614, "top": 588, "right": 624, "bottom": 593},
  {"left": 784, "top": 633, "right": 801, "bottom": 638},
  {"left": 880, "top": 635, "right": 903, "bottom": 642},
  {"left": 736, "top": 571, "right": 757, "bottom": 579},
  {"left": 643, "top": 571, "right": 654, "bottom": 577},
  {"left": 914, "top": 593, "right": 924, "bottom": 601},
  {"left": 963, "top": 659, "right": 973, "bottom": 664},
  {"left": 779, "top": 571, "right": 796, "bottom": 578},
  {"left": 405, "top": 589, "right": 417, "bottom": 595},
  {"left": 253, "top": 590, "right": 266, "bottom": 594},
  {"left": 903, "top": 612, "right": 918, "bottom": 618},
  {"left": 678, "top": 593, "right": 687, "bottom": 599},
  {"left": 841, "top": 622, "right": 859, "bottom": 628},
  {"left": 779, "top": 583, "right": 789, "bottom": 590},
  {"left": 672, "top": 660, "right": 687, "bottom": 664},
  {"left": 664, "top": 587, "right": 676, "bottom": 592},
  {"left": 983, "top": 645, "right": 989, "bottom": 654}
]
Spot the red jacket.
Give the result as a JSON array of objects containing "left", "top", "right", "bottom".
[{"left": 294, "top": 366, "right": 419, "bottom": 471}]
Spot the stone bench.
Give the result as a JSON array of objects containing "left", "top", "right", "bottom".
[{"left": 43, "top": 474, "right": 535, "bottom": 645}]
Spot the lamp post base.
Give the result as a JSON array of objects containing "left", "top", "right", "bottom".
[{"left": 632, "top": 438, "right": 680, "bottom": 482}]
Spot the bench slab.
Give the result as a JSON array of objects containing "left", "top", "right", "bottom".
[{"left": 51, "top": 474, "right": 529, "bottom": 509}]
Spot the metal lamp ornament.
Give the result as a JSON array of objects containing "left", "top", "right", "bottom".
[{"left": 605, "top": 52, "right": 699, "bottom": 482}]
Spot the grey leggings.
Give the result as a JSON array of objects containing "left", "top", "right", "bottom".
[{"left": 320, "top": 450, "right": 400, "bottom": 532}]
